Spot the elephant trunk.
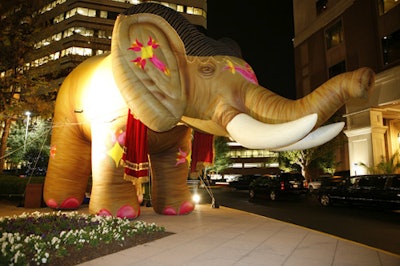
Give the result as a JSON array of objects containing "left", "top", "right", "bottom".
[{"left": 245, "top": 67, "right": 375, "bottom": 127}]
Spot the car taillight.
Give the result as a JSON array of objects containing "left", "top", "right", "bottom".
[
  {"left": 304, "top": 181, "right": 308, "bottom": 188},
  {"left": 280, "top": 181, "right": 285, "bottom": 190}
]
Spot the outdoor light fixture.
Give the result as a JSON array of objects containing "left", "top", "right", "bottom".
[
  {"left": 192, "top": 193, "right": 200, "bottom": 204},
  {"left": 23, "top": 111, "right": 31, "bottom": 154}
]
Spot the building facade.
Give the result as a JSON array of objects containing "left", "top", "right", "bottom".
[
  {"left": 1, "top": 0, "right": 207, "bottom": 91},
  {"left": 293, "top": 0, "right": 400, "bottom": 175}
]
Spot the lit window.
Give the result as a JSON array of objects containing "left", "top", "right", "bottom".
[
  {"left": 187, "top": 7, "right": 194, "bottom": 14},
  {"left": 100, "top": 11, "right": 107, "bottom": 18},
  {"left": 65, "top": 8, "right": 77, "bottom": 19},
  {"left": 76, "top": 7, "right": 95, "bottom": 17},
  {"left": 52, "top": 33, "right": 62, "bottom": 41},
  {"left": 88, "top": 9, "right": 96, "bottom": 17},
  {"left": 325, "top": 21, "right": 343, "bottom": 49},
  {"left": 53, "top": 13, "right": 64, "bottom": 23},
  {"left": 176, "top": 5, "right": 184, "bottom": 12},
  {"left": 65, "top": 47, "right": 93, "bottom": 56},
  {"left": 188, "top": 7, "right": 203, "bottom": 16}
]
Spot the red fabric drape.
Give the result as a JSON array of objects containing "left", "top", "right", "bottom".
[
  {"left": 122, "top": 110, "right": 149, "bottom": 181},
  {"left": 190, "top": 131, "right": 214, "bottom": 173}
]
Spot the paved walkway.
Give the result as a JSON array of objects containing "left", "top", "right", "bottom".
[{"left": 1, "top": 199, "right": 399, "bottom": 265}]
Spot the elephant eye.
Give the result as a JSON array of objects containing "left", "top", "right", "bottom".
[{"left": 199, "top": 63, "right": 215, "bottom": 77}]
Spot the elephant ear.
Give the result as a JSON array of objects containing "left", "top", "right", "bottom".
[{"left": 111, "top": 13, "right": 187, "bottom": 132}]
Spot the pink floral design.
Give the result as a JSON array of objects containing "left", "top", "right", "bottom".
[
  {"left": 128, "top": 37, "right": 170, "bottom": 75},
  {"left": 223, "top": 59, "right": 258, "bottom": 84},
  {"left": 176, "top": 147, "right": 189, "bottom": 166}
]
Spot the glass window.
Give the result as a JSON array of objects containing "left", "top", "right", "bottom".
[
  {"left": 53, "top": 13, "right": 64, "bottom": 23},
  {"left": 76, "top": 7, "right": 95, "bottom": 17},
  {"left": 378, "top": 0, "right": 400, "bottom": 15},
  {"left": 328, "top": 61, "right": 346, "bottom": 78},
  {"left": 316, "top": 0, "right": 328, "bottom": 15},
  {"left": 100, "top": 11, "right": 107, "bottom": 18},
  {"left": 107, "top": 11, "right": 119, "bottom": 20},
  {"left": 325, "top": 21, "right": 343, "bottom": 49},
  {"left": 65, "top": 8, "right": 77, "bottom": 19},
  {"left": 52, "top": 33, "right": 62, "bottom": 41},
  {"left": 63, "top": 27, "right": 75, "bottom": 38},
  {"left": 382, "top": 29, "right": 400, "bottom": 65},
  {"left": 187, "top": 7, "right": 195, "bottom": 14}
]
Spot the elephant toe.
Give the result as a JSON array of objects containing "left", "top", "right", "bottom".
[
  {"left": 97, "top": 209, "right": 112, "bottom": 216},
  {"left": 46, "top": 197, "right": 81, "bottom": 209},
  {"left": 179, "top": 201, "right": 195, "bottom": 214},
  {"left": 60, "top": 197, "right": 81, "bottom": 209},
  {"left": 46, "top": 199, "right": 58, "bottom": 208},
  {"left": 162, "top": 207, "right": 177, "bottom": 215},
  {"left": 97, "top": 205, "right": 140, "bottom": 219},
  {"left": 117, "top": 205, "right": 140, "bottom": 219},
  {"left": 162, "top": 201, "right": 195, "bottom": 215}
]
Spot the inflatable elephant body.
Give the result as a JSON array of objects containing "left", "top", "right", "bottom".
[{"left": 43, "top": 3, "right": 375, "bottom": 218}]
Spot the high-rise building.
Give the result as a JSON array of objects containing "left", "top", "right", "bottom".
[
  {"left": 293, "top": 0, "right": 400, "bottom": 175},
  {"left": 0, "top": 0, "right": 207, "bottom": 89}
]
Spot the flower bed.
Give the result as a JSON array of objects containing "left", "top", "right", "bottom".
[{"left": 0, "top": 211, "right": 172, "bottom": 265}]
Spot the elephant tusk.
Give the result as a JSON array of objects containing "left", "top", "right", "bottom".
[
  {"left": 226, "top": 113, "right": 318, "bottom": 149},
  {"left": 273, "top": 122, "right": 345, "bottom": 151}
]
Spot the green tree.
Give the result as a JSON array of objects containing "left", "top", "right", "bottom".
[
  {"left": 359, "top": 151, "right": 400, "bottom": 174},
  {"left": 208, "top": 136, "right": 231, "bottom": 174},
  {"left": 6, "top": 119, "right": 51, "bottom": 175},
  {"left": 279, "top": 134, "right": 344, "bottom": 181},
  {"left": 0, "top": 2, "right": 54, "bottom": 173}
]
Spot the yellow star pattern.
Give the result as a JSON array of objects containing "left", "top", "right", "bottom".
[{"left": 107, "top": 142, "right": 124, "bottom": 167}]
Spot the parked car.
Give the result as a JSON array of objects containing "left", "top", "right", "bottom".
[
  {"left": 317, "top": 174, "right": 400, "bottom": 209},
  {"left": 308, "top": 174, "right": 332, "bottom": 193},
  {"left": 229, "top": 175, "right": 260, "bottom": 190},
  {"left": 249, "top": 172, "right": 308, "bottom": 201}
]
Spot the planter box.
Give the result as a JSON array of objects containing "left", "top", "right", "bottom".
[{"left": 24, "top": 183, "right": 44, "bottom": 208}]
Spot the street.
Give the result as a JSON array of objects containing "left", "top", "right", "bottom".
[{"left": 195, "top": 186, "right": 400, "bottom": 255}]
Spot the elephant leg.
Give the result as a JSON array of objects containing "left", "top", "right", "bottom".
[
  {"left": 89, "top": 121, "right": 140, "bottom": 219},
  {"left": 148, "top": 125, "right": 194, "bottom": 215},
  {"left": 43, "top": 123, "right": 91, "bottom": 209}
]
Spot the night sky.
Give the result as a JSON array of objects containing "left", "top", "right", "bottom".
[{"left": 206, "top": 1, "right": 296, "bottom": 99}]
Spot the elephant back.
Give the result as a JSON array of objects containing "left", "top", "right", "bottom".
[{"left": 123, "top": 3, "right": 240, "bottom": 57}]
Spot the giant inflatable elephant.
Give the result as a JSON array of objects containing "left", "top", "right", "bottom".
[{"left": 43, "top": 3, "right": 375, "bottom": 218}]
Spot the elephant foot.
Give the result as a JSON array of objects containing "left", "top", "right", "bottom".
[
  {"left": 162, "top": 201, "right": 195, "bottom": 215},
  {"left": 46, "top": 197, "right": 81, "bottom": 209},
  {"left": 97, "top": 205, "right": 140, "bottom": 219}
]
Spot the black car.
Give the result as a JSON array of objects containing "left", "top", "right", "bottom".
[
  {"left": 249, "top": 173, "right": 308, "bottom": 201},
  {"left": 229, "top": 175, "right": 260, "bottom": 190},
  {"left": 317, "top": 174, "right": 400, "bottom": 209}
]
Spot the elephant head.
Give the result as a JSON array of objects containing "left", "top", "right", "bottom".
[
  {"left": 111, "top": 3, "right": 375, "bottom": 150},
  {"left": 43, "top": 3, "right": 375, "bottom": 219}
]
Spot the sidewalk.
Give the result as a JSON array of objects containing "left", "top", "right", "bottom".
[{"left": 1, "top": 199, "right": 399, "bottom": 265}]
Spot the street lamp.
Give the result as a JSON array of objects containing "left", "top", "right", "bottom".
[{"left": 23, "top": 111, "right": 31, "bottom": 154}]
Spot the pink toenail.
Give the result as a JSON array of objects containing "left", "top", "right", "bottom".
[
  {"left": 163, "top": 206, "right": 177, "bottom": 215},
  {"left": 117, "top": 205, "right": 138, "bottom": 219},
  {"left": 47, "top": 199, "right": 58, "bottom": 208},
  {"left": 98, "top": 209, "right": 112, "bottom": 216},
  {"left": 179, "top": 201, "right": 195, "bottom": 214},
  {"left": 60, "top": 197, "right": 80, "bottom": 209}
]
